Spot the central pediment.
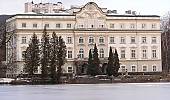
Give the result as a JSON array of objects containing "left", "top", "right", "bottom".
[
  {"left": 75, "top": 2, "right": 107, "bottom": 29},
  {"left": 76, "top": 2, "right": 106, "bottom": 19}
]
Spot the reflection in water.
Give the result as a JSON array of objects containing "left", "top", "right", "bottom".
[{"left": 0, "top": 83, "right": 170, "bottom": 100}]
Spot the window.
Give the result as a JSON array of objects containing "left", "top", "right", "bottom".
[
  {"left": 142, "top": 24, "right": 146, "bottom": 29},
  {"left": 34, "top": 67, "right": 38, "bottom": 73},
  {"left": 79, "top": 48, "right": 84, "bottom": 58},
  {"left": 22, "top": 51, "right": 26, "bottom": 60},
  {"left": 33, "top": 23, "right": 37, "bottom": 28},
  {"left": 56, "top": 24, "right": 61, "bottom": 28},
  {"left": 110, "top": 37, "right": 115, "bottom": 44},
  {"left": 132, "top": 66, "right": 136, "bottom": 72},
  {"left": 120, "top": 23, "right": 125, "bottom": 29},
  {"left": 110, "top": 24, "right": 114, "bottom": 28},
  {"left": 89, "top": 36, "right": 94, "bottom": 44},
  {"left": 45, "top": 24, "right": 49, "bottom": 28},
  {"left": 153, "top": 66, "right": 157, "bottom": 72},
  {"left": 68, "top": 67, "right": 73, "bottom": 73},
  {"left": 142, "top": 37, "right": 147, "bottom": 43},
  {"left": 121, "top": 49, "right": 125, "bottom": 58},
  {"left": 67, "top": 24, "right": 71, "bottom": 28},
  {"left": 68, "top": 51, "right": 72, "bottom": 59},
  {"left": 121, "top": 66, "right": 126, "bottom": 72},
  {"left": 131, "top": 37, "right": 136, "bottom": 43},
  {"left": 152, "top": 37, "right": 157, "bottom": 43},
  {"left": 152, "top": 50, "right": 157, "bottom": 58},
  {"left": 120, "top": 37, "right": 125, "bottom": 44},
  {"left": 22, "top": 23, "right": 26, "bottom": 28},
  {"left": 152, "top": 24, "right": 156, "bottom": 29},
  {"left": 99, "top": 37, "right": 104, "bottom": 44},
  {"left": 44, "top": 9, "right": 48, "bottom": 13},
  {"left": 131, "top": 50, "right": 136, "bottom": 58},
  {"left": 142, "top": 49, "right": 147, "bottom": 59},
  {"left": 79, "top": 37, "right": 84, "bottom": 44},
  {"left": 91, "top": 49, "right": 94, "bottom": 56},
  {"left": 79, "top": 24, "right": 84, "bottom": 28},
  {"left": 91, "top": 25, "right": 94, "bottom": 28},
  {"left": 21, "top": 37, "right": 27, "bottom": 44},
  {"left": 99, "top": 25, "right": 104, "bottom": 28},
  {"left": 67, "top": 37, "right": 72, "bottom": 44},
  {"left": 143, "top": 66, "right": 147, "bottom": 72},
  {"left": 102, "top": 25, "right": 104, "bottom": 28},
  {"left": 130, "top": 24, "right": 135, "bottom": 29},
  {"left": 99, "top": 49, "right": 104, "bottom": 58}
]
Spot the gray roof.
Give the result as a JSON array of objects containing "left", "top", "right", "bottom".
[{"left": 10, "top": 13, "right": 160, "bottom": 18}]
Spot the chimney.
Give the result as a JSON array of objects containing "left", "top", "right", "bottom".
[
  {"left": 132, "top": 11, "right": 137, "bottom": 15},
  {"left": 125, "top": 10, "right": 131, "bottom": 14},
  {"left": 112, "top": 10, "right": 117, "bottom": 14}
]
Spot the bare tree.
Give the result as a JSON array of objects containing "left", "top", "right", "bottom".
[
  {"left": 0, "top": 22, "right": 7, "bottom": 77},
  {"left": 161, "top": 12, "right": 170, "bottom": 31},
  {"left": 161, "top": 12, "right": 170, "bottom": 73},
  {"left": 0, "top": 22, "right": 16, "bottom": 78},
  {"left": 5, "top": 31, "right": 17, "bottom": 78}
]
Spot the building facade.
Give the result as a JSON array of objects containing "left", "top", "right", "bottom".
[
  {"left": 25, "top": 1, "right": 64, "bottom": 13},
  {"left": 6, "top": 2, "right": 162, "bottom": 77}
]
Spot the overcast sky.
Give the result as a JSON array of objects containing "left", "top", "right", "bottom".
[{"left": 0, "top": 0, "right": 170, "bottom": 16}]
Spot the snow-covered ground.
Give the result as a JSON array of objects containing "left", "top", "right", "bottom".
[
  {"left": 0, "top": 78, "right": 14, "bottom": 83},
  {"left": 0, "top": 83, "right": 170, "bottom": 100}
]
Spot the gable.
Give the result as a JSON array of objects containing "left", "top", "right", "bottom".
[
  {"left": 76, "top": 2, "right": 106, "bottom": 19},
  {"left": 75, "top": 2, "right": 107, "bottom": 29}
]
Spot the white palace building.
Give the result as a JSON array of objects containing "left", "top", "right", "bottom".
[{"left": 6, "top": 2, "right": 162, "bottom": 77}]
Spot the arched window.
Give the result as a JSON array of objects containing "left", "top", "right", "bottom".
[
  {"left": 131, "top": 65, "right": 136, "bottom": 72},
  {"left": 99, "top": 37, "right": 104, "bottom": 44},
  {"left": 153, "top": 65, "right": 157, "bottom": 72},
  {"left": 142, "top": 65, "right": 147, "bottom": 72},
  {"left": 89, "top": 36, "right": 94, "bottom": 44},
  {"left": 79, "top": 37, "right": 84, "bottom": 44},
  {"left": 79, "top": 48, "right": 84, "bottom": 58},
  {"left": 99, "top": 48, "right": 104, "bottom": 58}
]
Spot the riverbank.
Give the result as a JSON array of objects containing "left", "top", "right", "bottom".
[
  {"left": 69, "top": 75, "right": 163, "bottom": 84},
  {"left": 4, "top": 74, "right": 170, "bottom": 85},
  {"left": 1, "top": 72, "right": 170, "bottom": 85}
]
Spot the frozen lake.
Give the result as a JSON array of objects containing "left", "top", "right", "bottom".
[{"left": 0, "top": 83, "right": 170, "bottom": 100}]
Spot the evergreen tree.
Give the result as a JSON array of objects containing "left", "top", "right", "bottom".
[
  {"left": 56, "top": 36, "right": 66, "bottom": 84},
  {"left": 113, "top": 49, "right": 120, "bottom": 76},
  {"left": 40, "top": 27, "right": 51, "bottom": 80},
  {"left": 24, "top": 33, "right": 40, "bottom": 78},
  {"left": 92, "top": 44, "right": 101, "bottom": 75},
  {"left": 24, "top": 46, "right": 31, "bottom": 76},
  {"left": 49, "top": 32, "right": 59, "bottom": 83},
  {"left": 87, "top": 49, "right": 93, "bottom": 75},
  {"left": 106, "top": 47, "right": 114, "bottom": 76}
]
